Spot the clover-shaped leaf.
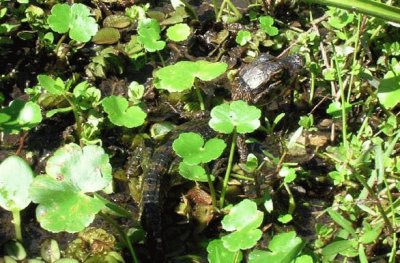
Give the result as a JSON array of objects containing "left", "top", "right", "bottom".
[
  {"left": 69, "top": 4, "right": 99, "bottom": 43},
  {"left": 0, "top": 100, "right": 42, "bottom": 134},
  {"left": 137, "top": 18, "right": 166, "bottom": 52},
  {"left": 235, "top": 30, "right": 251, "bottom": 46},
  {"left": 259, "top": 16, "right": 278, "bottom": 36},
  {"left": 47, "top": 3, "right": 98, "bottom": 43},
  {"left": 154, "top": 60, "right": 227, "bottom": 92},
  {"left": 178, "top": 162, "right": 214, "bottom": 182},
  {"left": 47, "top": 3, "right": 70, "bottom": 33},
  {"left": 209, "top": 100, "right": 261, "bottom": 134},
  {"left": 221, "top": 199, "right": 263, "bottom": 251},
  {"left": 0, "top": 156, "right": 34, "bottom": 211},
  {"left": 207, "top": 239, "right": 243, "bottom": 263},
  {"left": 173, "top": 132, "right": 226, "bottom": 165},
  {"left": 102, "top": 95, "right": 146, "bottom": 128},
  {"left": 166, "top": 23, "right": 190, "bottom": 42},
  {"left": 248, "top": 231, "right": 304, "bottom": 263},
  {"left": 30, "top": 143, "right": 112, "bottom": 233}
]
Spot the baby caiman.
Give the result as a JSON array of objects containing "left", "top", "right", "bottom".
[{"left": 137, "top": 53, "right": 303, "bottom": 261}]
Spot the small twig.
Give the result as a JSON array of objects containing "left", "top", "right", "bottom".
[{"left": 15, "top": 132, "right": 28, "bottom": 156}]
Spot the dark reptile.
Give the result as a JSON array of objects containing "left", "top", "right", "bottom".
[{"left": 138, "top": 54, "right": 303, "bottom": 261}]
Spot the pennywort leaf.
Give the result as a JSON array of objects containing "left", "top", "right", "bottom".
[
  {"left": 166, "top": 23, "right": 190, "bottom": 42},
  {"left": 221, "top": 199, "right": 264, "bottom": 251},
  {"left": 209, "top": 100, "right": 261, "bottom": 134},
  {"left": 102, "top": 95, "right": 146, "bottom": 128},
  {"left": 154, "top": 60, "right": 227, "bottom": 92},
  {"left": 173, "top": 132, "right": 226, "bottom": 165},
  {"left": 47, "top": 3, "right": 98, "bottom": 42},
  {"left": 0, "top": 156, "right": 34, "bottom": 211},
  {"left": 30, "top": 143, "right": 112, "bottom": 233},
  {"left": 0, "top": 100, "right": 42, "bottom": 134}
]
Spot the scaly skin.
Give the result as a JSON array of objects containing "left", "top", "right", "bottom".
[
  {"left": 137, "top": 54, "right": 303, "bottom": 261},
  {"left": 140, "top": 119, "right": 215, "bottom": 261}
]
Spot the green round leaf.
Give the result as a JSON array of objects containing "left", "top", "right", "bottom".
[
  {"left": 102, "top": 96, "right": 146, "bottom": 128},
  {"left": 154, "top": 61, "right": 196, "bottom": 92},
  {"left": 47, "top": 3, "right": 98, "bottom": 43},
  {"left": 69, "top": 4, "right": 98, "bottom": 42},
  {"left": 222, "top": 199, "right": 263, "bottom": 231},
  {"left": 259, "top": 16, "right": 279, "bottom": 36},
  {"left": 166, "top": 23, "right": 190, "bottom": 42},
  {"left": 154, "top": 60, "right": 227, "bottom": 92},
  {"left": 47, "top": 4, "right": 71, "bottom": 34},
  {"left": 137, "top": 18, "right": 165, "bottom": 52},
  {"left": 30, "top": 176, "right": 105, "bottom": 233},
  {"left": 207, "top": 239, "right": 243, "bottom": 263},
  {"left": 279, "top": 166, "right": 297, "bottom": 184},
  {"left": 173, "top": 132, "right": 226, "bottom": 165},
  {"left": 0, "top": 156, "right": 34, "bottom": 211},
  {"left": 221, "top": 226, "right": 263, "bottom": 251},
  {"left": 209, "top": 100, "right": 261, "bottom": 134},
  {"left": 248, "top": 232, "right": 304, "bottom": 263},
  {"left": 277, "top": 213, "right": 293, "bottom": 223},
  {"left": 45, "top": 143, "right": 112, "bottom": 193},
  {"left": 377, "top": 71, "right": 400, "bottom": 109},
  {"left": 0, "top": 100, "right": 42, "bottom": 134},
  {"left": 235, "top": 30, "right": 251, "bottom": 46},
  {"left": 178, "top": 162, "right": 214, "bottom": 182}
]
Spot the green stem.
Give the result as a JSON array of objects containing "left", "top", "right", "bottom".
[
  {"left": 332, "top": 44, "right": 348, "bottom": 151},
  {"left": 302, "top": 0, "right": 400, "bottom": 24},
  {"left": 352, "top": 172, "right": 394, "bottom": 233},
  {"left": 377, "top": 144, "right": 396, "bottom": 262},
  {"left": 220, "top": 128, "right": 237, "bottom": 209},
  {"left": 54, "top": 34, "right": 66, "bottom": 56},
  {"left": 64, "top": 95, "right": 82, "bottom": 143},
  {"left": 157, "top": 51, "right": 165, "bottom": 67},
  {"left": 212, "top": 0, "right": 219, "bottom": 18},
  {"left": 12, "top": 210, "right": 22, "bottom": 242},
  {"left": 283, "top": 183, "right": 296, "bottom": 214},
  {"left": 225, "top": 0, "right": 242, "bottom": 22},
  {"left": 216, "top": 0, "right": 227, "bottom": 22},
  {"left": 347, "top": 14, "right": 362, "bottom": 103},
  {"left": 195, "top": 86, "right": 205, "bottom": 111},
  {"left": 99, "top": 212, "right": 139, "bottom": 263}
]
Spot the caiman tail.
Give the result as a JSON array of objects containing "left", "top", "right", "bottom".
[{"left": 140, "top": 119, "right": 215, "bottom": 261}]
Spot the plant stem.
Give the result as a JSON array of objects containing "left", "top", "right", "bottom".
[
  {"left": 220, "top": 128, "right": 237, "bottom": 209},
  {"left": 54, "top": 34, "right": 66, "bottom": 56},
  {"left": 283, "top": 183, "right": 296, "bottom": 214},
  {"left": 211, "top": 0, "right": 219, "bottom": 18},
  {"left": 352, "top": 172, "right": 394, "bottom": 233},
  {"left": 64, "top": 95, "right": 82, "bottom": 143},
  {"left": 376, "top": 144, "right": 397, "bottom": 262},
  {"left": 225, "top": 0, "right": 242, "bottom": 22},
  {"left": 347, "top": 14, "right": 362, "bottom": 103},
  {"left": 332, "top": 44, "right": 348, "bottom": 151},
  {"left": 157, "top": 51, "right": 165, "bottom": 67},
  {"left": 99, "top": 212, "right": 139, "bottom": 263},
  {"left": 195, "top": 86, "right": 205, "bottom": 111},
  {"left": 12, "top": 210, "right": 22, "bottom": 242},
  {"left": 206, "top": 175, "right": 217, "bottom": 208},
  {"left": 302, "top": 0, "right": 400, "bottom": 24}
]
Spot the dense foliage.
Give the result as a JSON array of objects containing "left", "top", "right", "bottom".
[{"left": 0, "top": 0, "right": 400, "bottom": 262}]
